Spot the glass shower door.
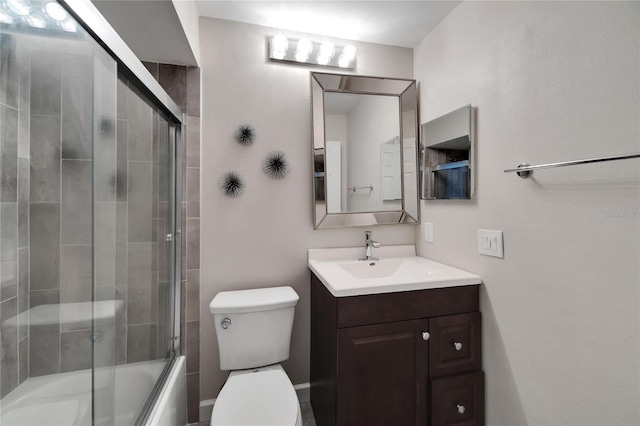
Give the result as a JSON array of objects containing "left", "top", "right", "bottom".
[
  {"left": 0, "top": 1, "right": 180, "bottom": 424},
  {"left": 101, "top": 72, "right": 178, "bottom": 425}
]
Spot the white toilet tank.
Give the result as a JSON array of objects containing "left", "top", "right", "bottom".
[{"left": 209, "top": 286, "right": 299, "bottom": 371}]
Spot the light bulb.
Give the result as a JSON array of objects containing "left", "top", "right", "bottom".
[
  {"left": 337, "top": 45, "right": 357, "bottom": 68},
  {"left": 60, "top": 18, "right": 76, "bottom": 32},
  {"left": 44, "top": 2, "right": 67, "bottom": 21},
  {"left": 295, "top": 38, "right": 312, "bottom": 62},
  {"left": 6, "top": 0, "right": 30, "bottom": 16},
  {"left": 338, "top": 56, "right": 351, "bottom": 68},
  {"left": 316, "top": 53, "right": 330, "bottom": 66},
  {"left": 0, "top": 9, "right": 15, "bottom": 24},
  {"left": 340, "top": 45, "right": 357, "bottom": 62},
  {"left": 271, "top": 34, "right": 288, "bottom": 60},
  {"left": 318, "top": 41, "right": 335, "bottom": 59},
  {"left": 25, "top": 14, "right": 47, "bottom": 28}
]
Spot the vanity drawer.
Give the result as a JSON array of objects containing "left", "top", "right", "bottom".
[
  {"left": 336, "top": 285, "right": 479, "bottom": 328},
  {"left": 431, "top": 371, "right": 484, "bottom": 426},
  {"left": 429, "top": 312, "right": 481, "bottom": 378}
]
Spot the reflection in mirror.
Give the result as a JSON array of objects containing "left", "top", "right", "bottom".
[
  {"left": 420, "top": 105, "right": 475, "bottom": 200},
  {"left": 324, "top": 93, "right": 400, "bottom": 213},
  {"left": 311, "top": 72, "right": 419, "bottom": 229}
]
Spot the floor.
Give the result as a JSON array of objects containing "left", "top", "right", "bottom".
[
  {"left": 194, "top": 401, "right": 317, "bottom": 426},
  {"left": 301, "top": 401, "right": 318, "bottom": 425}
]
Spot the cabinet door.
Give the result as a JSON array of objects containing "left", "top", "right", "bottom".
[
  {"left": 337, "top": 319, "right": 429, "bottom": 426},
  {"left": 429, "top": 312, "right": 481, "bottom": 378}
]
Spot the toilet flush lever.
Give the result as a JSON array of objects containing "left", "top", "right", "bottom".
[{"left": 220, "top": 318, "right": 232, "bottom": 329}]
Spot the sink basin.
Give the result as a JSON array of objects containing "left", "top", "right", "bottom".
[
  {"left": 339, "top": 259, "right": 405, "bottom": 279},
  {"left": 308, "top": 245, "right": 481, "bottom": 297}
]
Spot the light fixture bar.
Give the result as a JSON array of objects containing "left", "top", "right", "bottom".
[{"left": 269, "top": 35, "right": 357, "bottom": 69}]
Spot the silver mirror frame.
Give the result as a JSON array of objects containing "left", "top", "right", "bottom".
[{"left": 311, "top": 72, "right": 419, "bottom": 229}]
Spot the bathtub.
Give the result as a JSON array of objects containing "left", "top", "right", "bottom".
[{"left": 0, "top": 357, "right": 185, "bottom": 425}]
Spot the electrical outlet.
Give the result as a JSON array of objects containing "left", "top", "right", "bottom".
[
  {"left": 478, "top": 229, "right": 503, "bottom": 258},
  {"left": 424, "top": 223, "right": 434, "bottom": 243}
]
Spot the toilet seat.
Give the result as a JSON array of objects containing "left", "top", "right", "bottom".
[{"left": 210, "top": 365, "right": 301, "bottom": 426}]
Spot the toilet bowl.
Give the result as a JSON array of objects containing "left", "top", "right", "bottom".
[{"left": 210, "top": 364, "right": 301, "bottom": 426}]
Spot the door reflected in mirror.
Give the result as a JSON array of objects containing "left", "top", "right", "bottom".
[{"left": 325, "top": 92, "right": 401, "bottom": 213}]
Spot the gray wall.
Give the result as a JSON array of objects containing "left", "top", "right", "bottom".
[
  {"left": 199, "top": 17, "right": 416, "bottom": 402},
  {"left": 414, "top": 2, "right": 639, "bottom": 425}
]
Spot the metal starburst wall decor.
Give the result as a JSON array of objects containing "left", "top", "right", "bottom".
[
  {"left": 219, "top": 172, "right": 245, "bottom": 197},
  {"left": 262, "top": 150, "right": 289, "bottom": 180},
  {"left": 234, "top": 124, "right": 255, "bottom": 145}
]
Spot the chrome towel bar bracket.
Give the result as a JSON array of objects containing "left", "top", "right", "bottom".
[{"left": 504, "top": 152, "right": 640, "bottom": 178}]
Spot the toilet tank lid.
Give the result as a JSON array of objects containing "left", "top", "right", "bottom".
[{"left": 210, "top": 286, "right": 299, "bottom": 314}]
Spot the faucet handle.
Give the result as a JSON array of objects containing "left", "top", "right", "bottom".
[{"left": 371, "top": 241, "right": 380, "bottom": 248}]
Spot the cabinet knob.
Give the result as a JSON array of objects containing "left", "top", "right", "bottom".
[
  {"left": 453, "top": 341, "right": 463, "bottom": 351},
  {"left": 457, "top": 404, "right": 466, "bottom": 414},
  {"left": 421, "top": 331, "right": 430, "bottom": 341}
]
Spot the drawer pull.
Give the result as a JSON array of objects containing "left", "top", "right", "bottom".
[
  {"left": 457, "top": 404, "right": 466, "bottom": 414},
  {"left": 453, "top": 342, "right": 463, "bottom": 351},
  {"left": 422, "top": 332, "right": 430, "bottom": 341}
]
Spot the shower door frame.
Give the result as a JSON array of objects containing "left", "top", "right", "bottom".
[{"left": 57, "top": 0, "right": 185, "bottom": 424}]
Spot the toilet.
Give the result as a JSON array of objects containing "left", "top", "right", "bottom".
[{"left": 209, "top": 286, "right": 302, "bottom": 426}]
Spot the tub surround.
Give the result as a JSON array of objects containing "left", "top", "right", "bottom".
[{"left": 143, "top": 61, "right": 202, "bottom": 424}]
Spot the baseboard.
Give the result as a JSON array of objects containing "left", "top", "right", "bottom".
[
  {"left": 294, "top": 382, "right": 310, "bottom": 403},
  {"left": 199, "top": 399, "right": 215, "bottom": 423},
  {"left": 199, "top": 382, "right": 310, "bottom": 422}
]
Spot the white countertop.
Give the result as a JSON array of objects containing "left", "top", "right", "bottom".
[{"left": 308, "top": 245, "right": 481, "bottom": 297}]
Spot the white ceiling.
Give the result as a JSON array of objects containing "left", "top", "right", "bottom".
[
  {"left": 195, "top": 1, "right": 461, "bottom": 48},
  {"left": 92, "top": 0, "right": 461, "bottom": 66}
]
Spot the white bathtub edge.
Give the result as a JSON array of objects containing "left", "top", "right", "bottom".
[
  {"left": 199, "top": 382, "right": 310, "bottom": 423},
  {"left": 147, "top": 356, "right": 187, "bottom": 426}
]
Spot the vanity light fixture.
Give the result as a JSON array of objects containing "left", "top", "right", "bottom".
[{"left": 269, "top": 35, "right": 357, "bottom": 69}]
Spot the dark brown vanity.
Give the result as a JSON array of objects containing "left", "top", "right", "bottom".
[{"left": 310, "top": 272, "right": 484, "bottom": 426}]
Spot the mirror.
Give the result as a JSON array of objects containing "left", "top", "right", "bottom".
[
  {"left": 420, "top": 105, "right": 475, "bottom": 200},
  {"left": 311, "top": 72, "right": 419, "bottom": 229}
]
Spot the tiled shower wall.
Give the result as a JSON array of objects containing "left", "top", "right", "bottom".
[
  {"left": 143, "top": 61, "right": 201, "bottom": 424},
  {"left": 0, "top": 32, "right": 29, "bottom": 399},
  {"left": 114, "top": 73, "right": 172, "bottom": 366}
]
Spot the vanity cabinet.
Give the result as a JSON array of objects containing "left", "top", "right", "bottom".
[{"left": 310, "top": 273, "right": 484, "bottom": 426}]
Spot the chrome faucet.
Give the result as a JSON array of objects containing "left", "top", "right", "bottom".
[{"left": 359, "top": 231, "right": 380, "bottom": 261}]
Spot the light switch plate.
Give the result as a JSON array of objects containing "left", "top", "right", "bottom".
[
  {"left": 424, "top": 223, "right": 434, "bottom": 243},
  {"left": 478, "top": 229, "right": 503, "bottom": 258}
]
